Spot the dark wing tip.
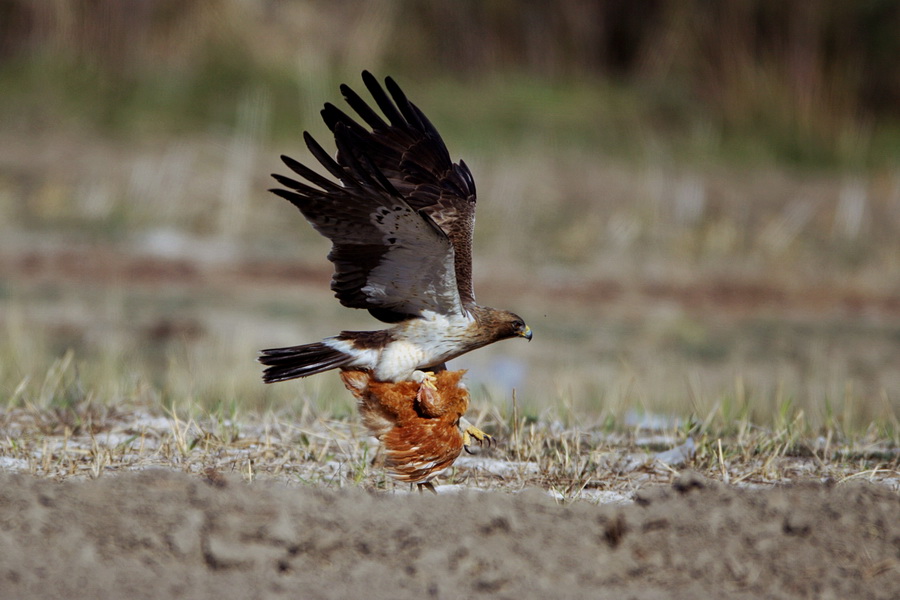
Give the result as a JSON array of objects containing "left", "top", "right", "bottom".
[
  {"left": 361, "top": 70, "right": 377, "bottom": 86},
  {"left": 384, "top": 75, "right": 402, "bottom": 98},
  {"left": 271, "top": 173, "right": 302, "bottom": 188},
  {"left": 269, "top": 187, "right": 298, "bottom": 198},
  {"left": 280, "top": 154, "right": 305, "bottom": 173},
  {"left": 320, "top": 102, "right": 340, "bottom": 129}
]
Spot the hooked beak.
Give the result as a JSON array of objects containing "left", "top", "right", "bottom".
[{"left": 519, "top": 325, "right": 533, "bottom": 341}]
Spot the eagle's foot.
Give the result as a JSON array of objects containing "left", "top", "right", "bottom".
[
  {"left": 411, "top": 369, "right": 438, "bottom": 390},
  {"left": 460, "top": 416, "right": 493, "bottom": 453},
  {"left": 413, "top": 370, "right": 439, "bottom": 411}
]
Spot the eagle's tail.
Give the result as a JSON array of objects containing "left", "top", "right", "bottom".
[{"left": 259, "top": 342, "right": 354, "bottom": 383}]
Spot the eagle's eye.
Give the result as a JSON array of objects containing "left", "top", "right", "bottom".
[{"left": 512, "top": 319, "right": 524, "bottom": 329}]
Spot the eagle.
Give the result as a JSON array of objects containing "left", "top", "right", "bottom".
[{"left": 259, "top": 71, "right": 531, "bottom": 388}]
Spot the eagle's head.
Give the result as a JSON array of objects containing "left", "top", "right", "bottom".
[
  {"left": 506, "top": 313, "right": 533, "bottom": 341},
  {"left": 472, "top": 307, "right": 532, "bottom": 343}
]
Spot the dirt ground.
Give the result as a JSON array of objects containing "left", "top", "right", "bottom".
[{"left": 0, "top": 470, "right": 897, "bottom": 600}]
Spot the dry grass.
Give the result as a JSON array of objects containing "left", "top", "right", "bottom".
[{"left": 2, "top": 388, "right": 897, "bottom": 502}]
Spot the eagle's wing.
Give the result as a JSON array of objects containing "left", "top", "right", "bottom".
[
  {"left": 270, "top": 127, "right": 464, "bottom": 319},
  {"left": 320, "top": 71, "right": 478, "bottom": 307}
]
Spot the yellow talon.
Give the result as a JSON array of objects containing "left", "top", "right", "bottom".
[
  {"left": 460, "top": 417, "right": 492, "bottom": 452},
  {"left": 414, "top": 371, "right": 440, "bottom": 415},
  {"left": 422, "top": 372, "right": 438, "bottom": 391}
]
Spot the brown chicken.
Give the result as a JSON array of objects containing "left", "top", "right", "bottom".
[{"left": 340, "top": 369, "right": 491, "bottom": 491}]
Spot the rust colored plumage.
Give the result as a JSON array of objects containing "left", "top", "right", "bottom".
[{"left": 341, "top": 369, "right": 477, "bottom": 487}]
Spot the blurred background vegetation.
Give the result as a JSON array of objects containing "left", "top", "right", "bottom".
[
  {"left": 1, "top": 0, "right": 899, "bottom": 440},
  {"left": 2, "top": 0, "right": 899, "bottom": 165}
]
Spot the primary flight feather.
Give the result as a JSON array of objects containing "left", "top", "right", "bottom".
[{"left": 259, "top": 71, "right": 531, "bottom": 385}]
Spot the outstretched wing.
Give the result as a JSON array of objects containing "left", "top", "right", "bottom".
[
  {"left": 270, "top": 127, "right": 464, "bottom": 319},
  {"left": 321, "top": 71, "right": 478, "bottom": 306}
]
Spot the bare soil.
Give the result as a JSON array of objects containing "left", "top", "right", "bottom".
[{"left": 0, "top": 470, "right": 897, "bottom": 600}]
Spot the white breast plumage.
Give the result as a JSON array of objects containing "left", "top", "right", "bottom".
[{"left": 374, "top": 311, "right": 475, "bottom": 381}]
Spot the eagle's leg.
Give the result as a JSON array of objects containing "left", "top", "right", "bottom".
[{"left": 460, "top": 416, "right": 493, "bottom": 453}]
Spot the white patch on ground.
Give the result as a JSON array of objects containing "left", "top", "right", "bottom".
[
  {"left": 454, "top": 457, "right": 540, "bottom": 478},
  {"left": 579, "top": 489, "right": 634, "bottom": 504},
  {"left": 654, "top": 438, "right": 695, "bottom": 466},
  {"left": 131, "top": 413, "right": 175, "bottom": 431},
  {"left": 436, "top": 484, "right": 491, "bottom": 494},
  {"left": 880, "top": 477, "right": 900, "bottom": 491},
  {"left": 634, "top": 434, "right": 680, "bottom": 447},
  {"left": 546, "top": 488, "right": 634, "bottom": 505},
  {"left": 99, "top": 432, "right": 142, "bottom": 447},
  {"left": 391, "top": 483, "right": 488, "bottom": 495},
  {"left": 0, "top": 457, "right": 29, "bottom": 471},
  {"left": 624, "top": 409, "right": 682, "bottom": 430}
]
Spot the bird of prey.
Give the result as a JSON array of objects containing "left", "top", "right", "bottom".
[{"left": 259, "top": 71, "right": 531, "bottom": 388}]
